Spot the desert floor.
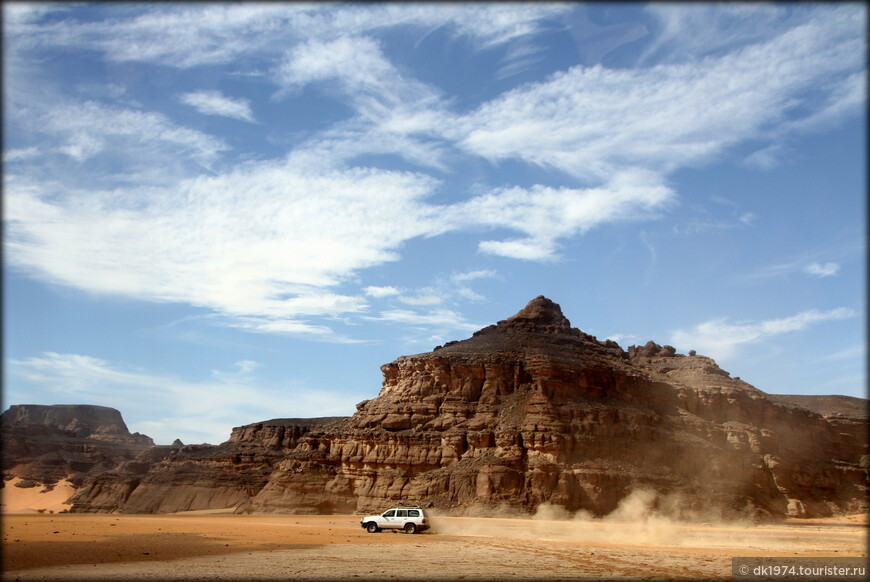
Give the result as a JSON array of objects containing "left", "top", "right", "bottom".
[{"left": 2, "top": 508, "right": 866, "bottom": 581}]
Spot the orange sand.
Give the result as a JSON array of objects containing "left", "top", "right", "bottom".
[
  {"left": 2, "top": 511, "right": 866, "bottom": 580},
  {"left": 1, "top": 478, "right": 77, "bottom": 514}
]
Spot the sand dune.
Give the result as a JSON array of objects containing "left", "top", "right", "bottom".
[{"left": 0, "top": 478, "right": 76, "bottom": 514}]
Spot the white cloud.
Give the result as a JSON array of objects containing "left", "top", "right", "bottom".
[
  {"left": 640, "top": 3, "right": 792, "bottom": 65},
  {"left": 671, "top": 308, "right": 857, "bottom": 360},
  {"left": 803, "top": 262, "right": 841, "bottom": 278},
  {"left": 2, "top": 2, "right": 71, "bottom": 25},
  {"left": 210, "top": 359, "right": 260, "bottom": 383},
  {"left": 449, "top": 4, "right": 572, "bottom": 48},
  {"left": 450, "top": 269, "right": 498, "bottom": 301},
  {"left": 8, "top": 4, "right": 862, "bottom": 185},
  {"left": 235, "top": 359, "right": 260, "bottom": 374},
  {"left": 5, "top": 99, "right": 231, "bottom": 183},
  {"left": 478, "top": 239, "right": 556, "bottom": 262},
  {"left": 494, "top": 41, "right": 545, "bottom": 80},
  {"left": 179, "top": 90, "right": 256, "bottom": 122},
  {"left": 3, "top": 4, "right": 865, "bottom": 342},
  {"left": 225, "top": 316, "right": 363, "bottom": 344},
  {"left": 399, "top": 295, "right": 443, "bottom": 306},
  {"left": 456, "top": 8, "right": 864, "bottom": 182},
  {"left": 451, "top": 269, "right": 496, "bottom": 283},
  {"left": 372, "top": 309, "right": 480, "bottom": 332},
  {"left": 277, "top": 36, "right": 396, "bottom": 95},
  {"left": 7, "top": 352, "right": 354, "bottom": 445},
  {"left": 3, "top": 4, "right": 569, "bottom": 72},
  {"left": 288, "top": 124, "right": 453, "bottom": 173},
  {"left": 364, "top": 286, "right": 400, "bottom": 298},
  {"left": 366, "top": 269, "right": 499, "bottom": 310},
  {"left": 747, "top": 259, "right": 844, "bottom": 281},
  {"left": 274, "top": 35, "right": 452, "bottom": 170},
  {"left": 4, "top": 157, "right": 679, "bottom": 336},
  {"left": 454, "top": 170, "right": 675, "bottom": 259},
  {"left": 44, "top": 101, "right": 228, "bottom": 163},
  {"left": 3, "top": 162, "right": 442, "bottom": 338},
  {"left": 3, "top": 147, "right": 41, "bottom": 163},
  {"left": 743, "top": 144, "right": 788, "bottom": 171},
  {"left": 788, "top": 71, "right": 867, "bottom": 134}
]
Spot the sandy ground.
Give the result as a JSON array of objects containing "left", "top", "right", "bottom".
[
  {"left": 0, "top": 478, "right": 77, "bottom": 514},
  {"left": 1, "top": 509, "right": 866, "bottom": 581}
]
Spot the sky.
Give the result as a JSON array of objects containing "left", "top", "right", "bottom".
[{"left": 3, "top": 3, "right": 866, "bottom": 445}]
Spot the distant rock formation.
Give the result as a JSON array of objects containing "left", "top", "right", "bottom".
[
  {"left": 8, "top": 298, "right": 868, "bottom": 519},
  {"left": 1, "top": 404, "right": 154, "bottom": 492},
  {"left": 66, "top": 418, "right": 345, "bottom": 514}
]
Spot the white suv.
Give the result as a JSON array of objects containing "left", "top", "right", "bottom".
[{"left": 360, "top": 506, "right": 429, "bottom": 534}]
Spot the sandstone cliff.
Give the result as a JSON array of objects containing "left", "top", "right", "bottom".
[
  {"left": 15, "top": 298, "right": 870, "bottom": 518},
  {"left": 1, "top": 404, "right": 154, "bottom": 495}
]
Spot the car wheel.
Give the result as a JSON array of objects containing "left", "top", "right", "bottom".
[
  {"left": 404, "top": 522, "right": 417, "bottom": 534},
  {"left": 366, "top": 522, "right": 379, "bottom": 533}
]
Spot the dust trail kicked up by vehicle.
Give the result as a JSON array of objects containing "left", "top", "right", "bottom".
[{"left": 422, "top": 489, "right": 818, "bottom": 550}]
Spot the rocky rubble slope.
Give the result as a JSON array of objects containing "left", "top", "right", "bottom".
[{"left": 8, "top": 298, "right": 868, "bottom": 518}]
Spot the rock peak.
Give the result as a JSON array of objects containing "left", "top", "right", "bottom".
[{"left": 503, "top": 295, "right": 572, "bottom": 333}]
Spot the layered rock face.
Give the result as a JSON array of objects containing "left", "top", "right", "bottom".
[
  {"left": 65, "top": 418, "right": 345, "bottom": 513},
  {"left": 59, "top": 297, "right": 868, "bottom": 517},
  {"left": 1, "top": 405, "right": 154, "bottom": 492}
]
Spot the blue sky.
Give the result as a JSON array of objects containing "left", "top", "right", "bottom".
[{"left": 3, "top": 3, "right": 866, "bottom": 445}]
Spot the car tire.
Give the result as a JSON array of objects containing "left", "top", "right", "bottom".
[
  {"left": 404, "top": 522, "right": 417, "bottom": 534},
  {"left": 366, "top": 522, "right": 379, "bottom": 533}
]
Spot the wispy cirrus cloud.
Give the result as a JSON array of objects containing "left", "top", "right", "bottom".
[
  {"left": 803, "top": 262, "right": 841, "bottom": 278},
  {"left": 45, "top": 100, "right": 229, "bottom": 164},
  {"left": 746, "top": 258, "right": 845, "bottom": 281},
  {"left": 4, "top": 158, "right": 677, "bottom": 338},
  {"left": 2, "top": 3, "right": 71, "bottom": 25},
  {"left": 274, "top": 34, "right": 453, "bottom": 171},
  {"left": 456, "top": 7, "right": 863, "bottom": 183},
  {"left": 452, "top": 170, "right": 675, "bottom": 260},
  {"left": 363, "top": 269, "right": 498, "bottom": 311},
  {"left": 4, "top": 97, "right": 230, "bottom": 185},
  {"left": 398, "top": 295, "right": 443, "bottom": 307},
  {"left": 179, "top": 90, "right": 256, "bottom": 122},
  {"left": 639, "top": 3, "right": 792, "bottom": 65},
  {"left": 671, "top": 308, "right": 857, "bottom": 360},
  {"left": 3, "top": 147, "right": 40, "bottom": 163},
  {"left": 369, "top": 308, "right": 482, "bottom": 332},
  {"left": 364, "top": 286, "right": 401, "bottom": 298},
  {"left": 3, "top": 4, "right": 570, "bottom": 69},
  {"left": 3, "top": 162, "right": 442, "bottom": 336},
  {"left": 2, "top": 4, "right": 865, "bottom": 343}
]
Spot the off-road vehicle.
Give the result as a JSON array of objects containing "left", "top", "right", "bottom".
[{"left": 360, "top": 505, "right": 429, "bottom": 534}]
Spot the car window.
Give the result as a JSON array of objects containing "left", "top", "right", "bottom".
[
  {"left": 383, "top": 510, "right": 396, "bottom": 517},
  {"left": 396, "top": 510, "right": 407, "bottom": 517},
  {"left": 408, "top": 510, "right": 419, "bottom": 517}
]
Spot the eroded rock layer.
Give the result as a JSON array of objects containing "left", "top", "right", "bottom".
[
  {"left": 1, "top": 404, "right": 154, "bottom": 494},
  {"left": 12, "top": 298, "right": 869, "bottom": 518}
]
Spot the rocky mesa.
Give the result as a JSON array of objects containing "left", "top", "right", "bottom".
[
  {"left": 1, "top": 404, "right": 154, "bottom": 499},
  {"left": 5, "top": 297, "right": 868, "bottom": 518}
]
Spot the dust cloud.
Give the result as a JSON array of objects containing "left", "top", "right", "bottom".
[{"left": 425, "top": 489, "right": 788, "bottom": 549}]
